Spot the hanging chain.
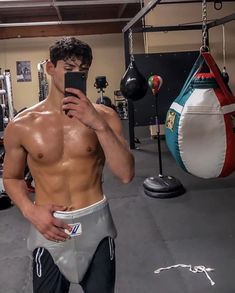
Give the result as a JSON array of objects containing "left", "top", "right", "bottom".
[
  {"left": 222, "top": 24, "right": 226, "bottom": 69},
  {"left": 128, "top": 29, "right": 134, "bottom": 62},
  {"left": 201, "top": 0, "right": 208, "bottom": 51}
]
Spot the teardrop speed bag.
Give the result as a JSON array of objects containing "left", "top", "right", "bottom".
[
  {"left": 165, "top": 52, "right": 235, "bottom": 179},
  {"left": 120, "top": 59, "right": 148, "bottom": 101}
]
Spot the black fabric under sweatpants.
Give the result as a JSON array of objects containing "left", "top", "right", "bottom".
[{"left": 32, "top": 237, "right": 116, "bottom": 293}]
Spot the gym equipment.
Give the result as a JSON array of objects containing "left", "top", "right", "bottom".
[
  {"left": 122, "top": 0, "right": 235, "bottom": 150},
  {"left": 0, "top": 68, "right": 15, "bottom": 209},
  {"left": 94, "top": 76, "right": 116, "bottom": 110},
  {"left": 120, "top": 60, "right": 148, "bottom": 101},
  {"left": 0, "top": 69, "right": 15, "bottom": 125},
  {"left": 23, "top": 163, "right": 35, "bottom": 193},
  {"left": 165, "top": 52, "right": 235, "bottom": 179},
  {"left": 4, "top": 70, "right": 14, "bottom": 121},
  {"left": 96, "top": 96, "right": 112, "bottom": 107},
  {"left": 120, "top": 30, "right": 148, "bottom": 101},
  {"left": 94, "top": 76, "right": 108, "bottom": 105},
  {"left": 114, "top": 90, "right": 128, "bottom": 120},
  {"left": 0, "top": 192, "right": 12, "bottom": 210},
  {"left": 94, "top": 76, "right": 108, "bottom": 91},
  {"left": 38, "top": 60, "right": 48, "bottom": 101},
  {"left": 0, "top": 151, "right": 4, "bottom": 164},
  {"left": 143, "top": 75, "right": 185, "bottom": 198},
  {"left": 221, "top": 25, "right": 229, "bottom": 85},
  {"left": 148, "top": 75, "right": 163, "bottom": 95},
  {"left": 0, "top": 163, "right": 13, "bottom": 210},
  {"left": 165, "top": 0, "right": 235, "bottom": 179},
  {"left": 0, "top": 69, "right": 6, "bottom": 126}
]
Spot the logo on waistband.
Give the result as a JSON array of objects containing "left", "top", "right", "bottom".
[{"left": 65, "top": 222, "right": 82, "bottom": 237}]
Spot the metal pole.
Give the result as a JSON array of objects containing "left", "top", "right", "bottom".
[
  {"left": 155, "top": 103, "right": 163, "bottom": 175},
  {"left": 0, "top": 18, "right": 132, "bottom": 28},
  {"left": 123, "top": 0, "right": 162, "bottom": 33},
  {"left": 4, "top": 70, "right": 14, "bottom": 121},
  {"left": 0, "top": 0, "right": 140, "bottom": 8},
  {"left": 208, "top": 13, "right": 235, "bottom": 29},
  {"left": 131, "top": 24, "right": 203, "bottom": 33}
]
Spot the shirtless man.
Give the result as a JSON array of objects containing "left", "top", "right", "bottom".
[{"left": 3, "top": 37, "right": 134, "bottom": 293}]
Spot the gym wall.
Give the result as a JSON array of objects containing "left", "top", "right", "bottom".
[
  {"left": 143, "top": 1, "right": 235, "bottom": 93},
  {"left": 0, "top": 34, "right": 144, "bottom": 112},
  {"left": 0, "top": 3, "right": 234, "bottom": 113}
]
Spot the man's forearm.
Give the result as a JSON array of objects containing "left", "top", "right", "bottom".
[
  {"left": 95, "top": 125, "right": 135, "bottom": 183},
  {"left": 3, "top": 178, "right": 34, "bottom": 217}
]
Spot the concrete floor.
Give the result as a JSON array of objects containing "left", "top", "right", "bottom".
[{"left": 1, "top": 138, "right": 235, "bottom": 293}]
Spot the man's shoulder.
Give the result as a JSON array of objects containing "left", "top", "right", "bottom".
[
  {"left": 94, "top": 104, "right": 122, "bottom": 131},
  {"left": 94, "top": 103, "right": 117, "bottom": 118},
  {"left": 5, "top": 102, "right": 46, "bottom": 134},
  {"left": 13, "top": 101, "right": 46, "bottom": 122}
]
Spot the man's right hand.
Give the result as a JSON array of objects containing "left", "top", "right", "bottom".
[{"left": 25, "top": 204, "right": 71, "bottom": 242}]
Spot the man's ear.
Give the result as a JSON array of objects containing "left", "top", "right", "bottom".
[{"left": 46, "top": 60, "right": 55, "bottom": 76}]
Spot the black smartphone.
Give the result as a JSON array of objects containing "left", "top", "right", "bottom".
[
  {"left": 64, "top": 71, "right": 87, "bottom": 114},
  {"left": 64, "top": 71, "right": 87, "bottom": 97}
]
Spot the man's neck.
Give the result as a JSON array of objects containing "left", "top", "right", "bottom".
[{"left": 45, "top": 87, "right": 64, "bottom": 113}]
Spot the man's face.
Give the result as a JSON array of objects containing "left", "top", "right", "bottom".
[{"left": 51, "top": 58, "right": 90, "bottom": 95}]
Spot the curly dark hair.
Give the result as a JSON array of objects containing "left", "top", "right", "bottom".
[{"left": 49, "top": 37, "right": 93, "bottom": 68}]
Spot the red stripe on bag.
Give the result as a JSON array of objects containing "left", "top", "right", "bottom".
[
  {"left": 213, "top": 88, "right": 235, "bottom": 177},
  {"left": 219, "top": 113, "right": 235, "bottom": 177},
  {"left": 202, "top": 52, "right": 235, "bottom": 106},
  {"left": 202, "top": 53, "right": 235, "bottom": 177}
]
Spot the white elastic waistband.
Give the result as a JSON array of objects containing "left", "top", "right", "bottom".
[{"left": 53, "top": 195, "right": 107, "bottom": 219}]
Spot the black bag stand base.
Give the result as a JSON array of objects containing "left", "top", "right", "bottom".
[{"left": 143, "top": 175, "right": 186, "bottom": 199}]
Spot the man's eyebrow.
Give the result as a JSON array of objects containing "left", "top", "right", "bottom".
[
  {"left": 64, "top": 62, "right": 75, "bottom": 67},
  {"left": 80, "top": 64, "right": 89, "bottom": 70}
]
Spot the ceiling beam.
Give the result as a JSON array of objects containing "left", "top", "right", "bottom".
[
  {"left": 53, "top": 0, "right": 62, "bottom": 21},
  {"left": 122, "top": 0, "right": 235, "bottom": 32},
  {"left": 123, "top": 0, "right": 162, "bottom": 32},
  {"left": 160, "top": 0, "right": 234, "bottom": 3},
  {"left": 0, "top": 0, "right": 140, "bottom": 8},
  {"left": 118, "top": 4, "right": 128, "bottom": 18},
  {"left": 208, "top": 12, "right": 235, "bottom": 28},
  {"left": 0, "top": 22, "right": 127, "bottom": 39},
  {"left": 0, "top": 18, "right": 132, "bottom": 28}
]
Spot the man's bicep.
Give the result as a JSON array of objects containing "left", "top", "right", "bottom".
[
  {"left": 4, "top": 149, "right": 27, "bottom": 179},
  {"left": 3, "top": 124, "right": 27, "bottom": 179},
  {"left": 107, "top": 110, "right": 129, "bottom": 146}
]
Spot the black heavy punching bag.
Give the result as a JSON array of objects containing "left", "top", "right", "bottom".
[{"left": 120, "top": 58, "right": 148, "bottom": 101}]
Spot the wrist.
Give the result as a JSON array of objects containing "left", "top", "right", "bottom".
[
  {"left": 94, "top": 119, "right": 109, "bottom": 132},
  {"left": 22, "top": 201, "right": 35, "bottom": 220}
]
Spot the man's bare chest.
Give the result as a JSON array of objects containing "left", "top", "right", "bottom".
[{"left": 23, "top": 116, "right": 100, "bottom": 164}]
